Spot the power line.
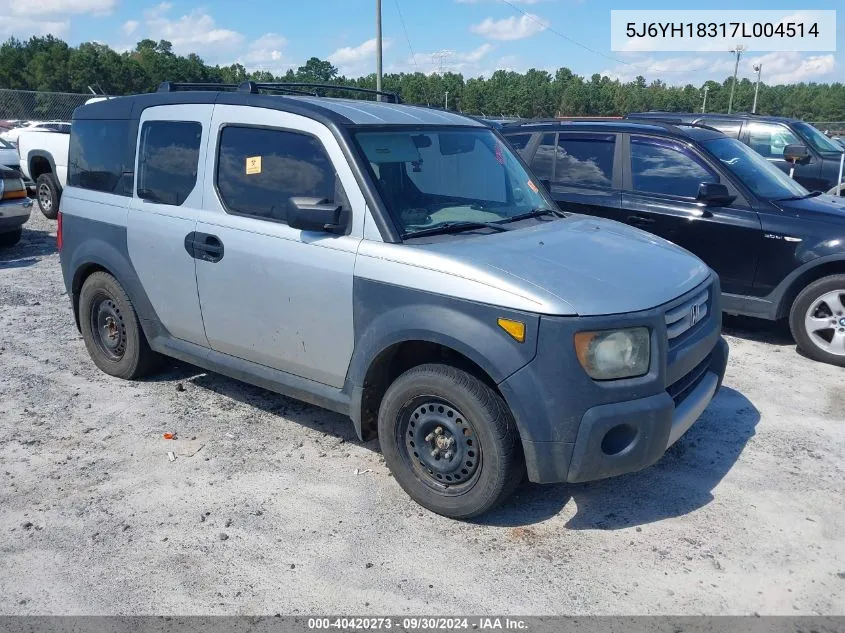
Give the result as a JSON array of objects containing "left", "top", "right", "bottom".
[
  {"left": 497, "top": 0, "right": 694, "bottom": 74},
  {"left": 393, "top": 0, "right": 435, "bottom": 105}
]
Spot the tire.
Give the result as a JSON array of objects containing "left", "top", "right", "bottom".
[
  {"left": 79, "top": 271, "right": 160, "bottom": 379},
  {"left": 789, "top": 274, "right": 845, "bottom": 367},
  {"left": 0, "top": 228, "right": 22, "bottom": 248},
  {"left": 35, "top": 173, "right": 60, "bottom": 219},
  {"left": 378, "top": 363, "right": 524, "bottom": 519}
]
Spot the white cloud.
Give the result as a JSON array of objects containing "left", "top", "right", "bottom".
[
  {"left": 0, "top": 15, "right": 69, "bottom": 39},
  {"left": 145, "top": 7, "right": 244, "bottom": 54},
  {"left": 143, "top": 3, "right": 172, "bottom": 20},
  {"left": 121, "top": 20, "right": 139, "bottom": 36},
  {"left": 237, "top": 33, "right": 293, "bottom": 75},
  {"left": 746, "top": 51, "right": 835, "bottom": 85},
  {"left": 388, "top": 44, "right": 501, "bottom": 77},
  {"left": 470, "top": 14, "right": 548, "bottom": 41},
  {"left": 328, "top": 38, "right": 393, "bottom": 76},
  {"left": 0, "top": 0, "right": 115, "bottom": 16},
  {"left": 601, "top": 51, "right": 836, "bottom": 85}
]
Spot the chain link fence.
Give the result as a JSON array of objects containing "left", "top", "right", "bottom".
[
  {"left": 0, "top": 89, "right": 110, "bottom": 122},
  {"left": 812, "top": 122, "right": 845, "bottom": 135}
]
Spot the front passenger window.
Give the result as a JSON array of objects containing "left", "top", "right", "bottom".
[
  {"left": 630, "top": 136, "right": 717, "bottom": 198},
  {"left": 216, "top": 126, "right": 340, "bottom": 223}
]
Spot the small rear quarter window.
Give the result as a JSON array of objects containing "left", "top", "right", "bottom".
[{"left": 68, "top": 119, "right": 132, "bottom": 195}]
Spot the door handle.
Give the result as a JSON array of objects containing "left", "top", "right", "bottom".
[
  {"left": 184, "top": 232, "right": 225, "bottom": 263},
  {"left": 627, "top": 215, "right": 655, "bottom": 226}
]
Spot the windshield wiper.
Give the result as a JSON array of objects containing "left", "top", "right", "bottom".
[
  {"left": 402, "top": 221, "right": 512, "bottom": 239},
  {"left": 501, "top": 207, "right": 567, "bottom": 224},
  {"left": 775, "top": 191, "right": 823, "bottom": 202}
]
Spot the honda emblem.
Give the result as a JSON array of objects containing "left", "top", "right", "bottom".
[{"left": 690, "top": 304, "right": 701, "bottom": 326}]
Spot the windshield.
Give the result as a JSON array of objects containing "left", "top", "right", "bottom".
[
  {"left": 355, "top": 128, "right": 556, "bottom": 237},
  {"left": 0, "top": 137, "right": 12, "bottom": 149},
  {"left": 703, "top": 136, "right": 808, "bottom": 200},
  {"left": 794, "top": 121, "right": 845, "bottom": 155}
]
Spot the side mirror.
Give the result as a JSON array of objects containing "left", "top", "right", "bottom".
[
  {"left": 696, "top": 182, "right": 736, "bottom": 206},
  {"left": 288, "top": 197, "right": 346, "bottom": 233},
  {"left": 783, "top": 144, "right": 811, "bottom": 165}
]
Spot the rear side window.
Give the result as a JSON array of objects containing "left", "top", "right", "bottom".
[
  {"left": 700, "top": 119, "right": 742, "bottom": 139},
  {"left": 504, "top": 133, "right": 532, "bottom": 152},
  {"left": 555, "top": 134, "right": 615, "bottom": 188},
  {"left": 746, "top": 122, "right": 800, "bottom": 159},
  {"left": 137, "top": 121, "right": 202, "bottom": 206},
  {"left": 216, "top": 126, "right": 337, "bottom": 222},
  {"left": 630, "top": 136, "right": 717, "bottom": 198},
  {"left": 530, "top": 133, "right": 556, "bottom": 181},
  {"left": 68, "top": 119, "right": 132, "bottom": 195}
]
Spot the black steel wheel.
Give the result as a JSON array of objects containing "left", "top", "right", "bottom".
[
  {"left": 79, "top": 271, "right": 160, "bottom": 379},
  {"left": 399, "top": 397, "right": 482, "bottom": 494},
  {"left": 378, "top": 363, "right": 524, "bottom": 519},
  {"left": 89, "top": 295, "right": 128, "bottom": 362}
]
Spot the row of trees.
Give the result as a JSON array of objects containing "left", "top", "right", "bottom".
[{"left": 2, "top": 36, "right": 845, "bottom": 120}]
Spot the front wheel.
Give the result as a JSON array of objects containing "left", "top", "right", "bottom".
[
  {"left": 378, "top": 364, "right": 524, "bottom": 519},
  {"left": 789, "top": 274, "right": 845, "bottom": 367},
  {"left": 35, "top": 173, "right": 60, "bottom": 219}
]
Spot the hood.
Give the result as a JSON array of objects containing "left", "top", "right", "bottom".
[
  {"left": 421, "top": 215, "right": 711, "bottom": 316},
  {"left": 774, "top": 194, "right": 845, "bottom": 223}
]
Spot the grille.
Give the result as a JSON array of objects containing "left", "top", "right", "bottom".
[
  {"left": 667, "top": 353, "right": 712, "bottom": 407},
  {"left": 665, "top": 287, "right": 709, "bottom": 341}
]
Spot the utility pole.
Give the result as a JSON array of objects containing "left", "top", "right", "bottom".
[
  {"left": 728, "top": 45, "right": 745, "bottom": 114},
  {"left": 702, "top": 85, "right": 709, "bottom": 113},
  {"left": 752, "top": 63, "right": 762, "bottom": 114},
  {"left": 376, "top": 0, "right": 383, "bottom": 97},
  {"left": 445, "top": 91, "right": 449, "bottom": 110}
]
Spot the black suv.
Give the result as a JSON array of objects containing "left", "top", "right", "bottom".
[
  {"left": 625, "top": 112, "right": 845, "bottom": 195},
  {"left": 501, "top": 119, "right": 845, "bottom": 366}
]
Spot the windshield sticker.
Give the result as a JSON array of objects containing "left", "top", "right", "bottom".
[
  {"left": 495, "top": 143, "right": 505, "bottom": 165},
  {"left": 246, "top": 156, "right": 262, "bottom": 175},
  {"left": 527, "top": 180, "right": 539, "bottom": 193}
]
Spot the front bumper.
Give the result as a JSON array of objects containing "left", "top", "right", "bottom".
[
  {"left": 499, "top": 275, "right": 729, "bottom": 484},
  {"left": 0, "top": 197, "right": 32, "bottom": 231}
]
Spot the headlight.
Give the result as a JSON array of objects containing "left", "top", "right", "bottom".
[{"left": 574, "top": 327, "right": 650, "bottom": 380}]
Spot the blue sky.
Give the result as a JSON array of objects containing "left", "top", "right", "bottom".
[{"left": 0, "top": 0, "right": 841, "bottom": 85}]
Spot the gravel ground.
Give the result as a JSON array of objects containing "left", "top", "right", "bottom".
[{"left": 1, "top": 211, "right": 844, "bottom": 616}]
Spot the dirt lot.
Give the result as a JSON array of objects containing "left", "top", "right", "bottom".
[{"left": 1, "top": 211, "right": 844, "bottom": 616}]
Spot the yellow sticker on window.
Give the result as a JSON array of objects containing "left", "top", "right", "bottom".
[{"left": 246, "top": 156, "right": 262, "bottom": 175}]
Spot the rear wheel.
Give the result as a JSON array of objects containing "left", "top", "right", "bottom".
[
  {"left": 789, "top": 274, "right": 845, "bottom": 367},
  {"left": 378, "top": 364, "right": 523, "bottom": 519},
  {"left": 0, "top": 228, "right": 22, "bottom": 248},
  {"left": 35, "top": 173, "right": 60, "bottom": 219},
  {"left": 79, "top": 271, "right": 160, "bottom": 379}
]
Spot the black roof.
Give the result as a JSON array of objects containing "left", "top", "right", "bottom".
[
  {"left": 73, "top": 86, "right": 482, "bottom": 128},
  {"left": 625, "top": 111, "right": 802, "bottom": 124},
  {"left": 499, "top": 118, "right": 726, "bottom": 141}
]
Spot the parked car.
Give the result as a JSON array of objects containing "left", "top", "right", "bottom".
[
  {"left": 17, "top": 126, "right": 70, "bottom": 219},
  {"left": 0, "top": 167, "right": 33, "bottom": 247},
  {"left": 0, "top": 137, "right": 18, "bottom": 171},
  {"left": 0, "top": 121, "right": 70, "bottom": 147},
  {"left": 624, "top": 112, "right": 845, "bottom": 196},
  {"left": 501, "top": 119, "right": 845, "bottom": 366},
  {"left": 58, "top": 82, "right": 728, "bottom": 519}
]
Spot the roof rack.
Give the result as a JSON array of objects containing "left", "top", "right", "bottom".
[
  {"left": 157, "top": 82, "right": 238, "bottom": 92},
  {"left": 238, "top": 82, "right": 402, "bottom": 104}
]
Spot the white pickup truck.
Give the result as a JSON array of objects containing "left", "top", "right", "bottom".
[{"left": 17, "top": 127, "right": 70, "bottom": 219}]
